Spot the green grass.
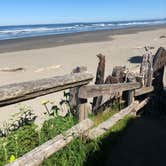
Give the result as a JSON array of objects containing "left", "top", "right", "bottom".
[
  {"left": 0, "top": 116, "right": 76, "bottom": 166},
  {"left": 0, "top": 124, "right": 38, "bottom": 166},
  {"left": 90, "top": 100, "right": 120, "bottom": 126},
  {"left": 41, "top": 115, "right": 134, "bottom": 166},
  {"left": 39, "top": 115, "right": 77, "bottom": 144},
  {"left": 0, "top": 104, "right": 134, "bottom": 166}
]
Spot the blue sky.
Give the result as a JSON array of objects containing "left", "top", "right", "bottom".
[{"left": 0, "top": 0, "right": 165, "bottom": 25}]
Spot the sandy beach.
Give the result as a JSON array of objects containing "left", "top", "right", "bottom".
[{"left": 0, "top": 25, "right": 166, "bottom": 126}]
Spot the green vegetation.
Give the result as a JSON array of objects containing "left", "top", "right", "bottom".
[
  {"left": 0, "top": 116, "right": 76, "bottom": 166},
  {"left": 0, "top": 124, "right": 38, "bottom": 166},
  {"left": 41, "top": 115, "right": 133, "bottom": 166},
  {"left": 91, "top": 102, "right": 120, "bottom": 126},
  {"left": 0, "top": 100, "right": 133, "bottom": 166}
]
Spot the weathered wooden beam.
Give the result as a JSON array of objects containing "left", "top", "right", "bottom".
[
  {"left": 87, "top": 101, "right": 139, "bottom": 139},
  {"left": 79, "top": 82, "right": 141, "bottom": 99},
  {"left": 135, "top": 87, "right": 154, "bottom": 96},
  {"left": 0, "top": 73, "right": 93, "bottom": 107},
  {"left": 7, "top": 119, "right": 94, "bottom": 166}
]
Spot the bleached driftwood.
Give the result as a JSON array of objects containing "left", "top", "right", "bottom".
[
  {"left": 0, "top": 67, "right": 24, "bottom": 72},
  {"left": 140, "top": 47, "right": 153, "bottom": 87}
]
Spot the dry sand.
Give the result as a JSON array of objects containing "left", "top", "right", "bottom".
[{"left": 0, "top": 26, "right": 166, "bottom": 126}]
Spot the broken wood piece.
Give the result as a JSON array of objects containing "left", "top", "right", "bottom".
[
  {"left": 160, "top": 35, "right": 166, "bottom": 39},
  {"left": 131, "top": 97, "right": 150, "bottom": 116},
  {"left": 92, "top": 54, "right": 105, "bottom": 113},
  {"left": 0, "top": 67, "right": 24, "bottom": 72}
]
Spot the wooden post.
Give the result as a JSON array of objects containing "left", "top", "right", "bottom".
[
  {"left": 78, "top": 98, "right": 88, "bottom": 121},
  {"left": 126, "top": 73, "right": 136, "bottom": 106},
  {"left": 152, "top": 48, "right": 166, "bottom": 113},
  {"left": 69, "top": 66, "right": 88, "bottom": 113},
  {"left": 140, "top": 47, "right": 153, "bottom": 87},
  {"left": 127, "top": 90, "right": 134, "bottom": 106},
  {"left": 69, "top": 66, "right": 91, "bottom": 121},
  {"left": 92, "top": 54, "right": 105, "bottom": 113}
]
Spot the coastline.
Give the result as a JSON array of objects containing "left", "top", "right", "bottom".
[
  {"left": 0, "top": 24, "right": 166, "bottom": 53},
  {"left": 0, "top": 24, "right": 165, "bottom": 125}
]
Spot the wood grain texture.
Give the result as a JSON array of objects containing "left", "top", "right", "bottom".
[
  {"left": 0, "top": 73, "right": 93, "bottom": 107},
  {"left": 79, "top": 82, "right": 141, "bottom": 99}
]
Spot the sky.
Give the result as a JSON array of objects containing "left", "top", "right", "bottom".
[{"left": 0, "top": 0, "right": 166, "bottom": 25}]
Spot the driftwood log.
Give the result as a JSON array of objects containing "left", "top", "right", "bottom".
[
  {"left": 0, "top": 67, "right": 24, "bottom": 72},
  {"left": 7, "top": 119, "right": 94, "bottom": 166},
  {"left": 140, "top": 48, "right": 153, "bottom": 87},
  {"left": 152, "top": 48, "right": 166, "bottom": 113},
  {"left": 153, "top": 47, "right": 166, "bottom": 73},
  {"left": 92, "top": 54, "right": 105, "bottom": 113}
]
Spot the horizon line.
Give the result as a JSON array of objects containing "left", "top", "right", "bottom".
[{"left": 0, "top": 17, "right": 165, "bottom": 27}]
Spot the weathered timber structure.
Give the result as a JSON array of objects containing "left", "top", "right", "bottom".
[{"left": 0, "top": 46, "right": 166, "bottom": 166}]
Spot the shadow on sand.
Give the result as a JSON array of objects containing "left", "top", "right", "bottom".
[{"left": 128, "top": 56, "right": 142, "bottom": 64}]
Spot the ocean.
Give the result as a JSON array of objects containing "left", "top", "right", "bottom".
[{"left": 0, "top": 19, "right": 166, "bottom": 40}]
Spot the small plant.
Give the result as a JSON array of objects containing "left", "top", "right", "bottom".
[
  {"left": 41, "top": 91, "right": 76, "bottom": 117},
  {"left": 41, "top": 100, "right": 52, "bottom": 115},
  {"left": 9, "top": 155, "right": 16, "bottom": 163},
  {"left": 59, "top": 91, "right": 77, "bottom": 117}
]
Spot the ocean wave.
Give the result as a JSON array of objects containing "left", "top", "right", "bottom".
[{"left": 0, "top": 19, "right": 166, "bottom": 40}]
